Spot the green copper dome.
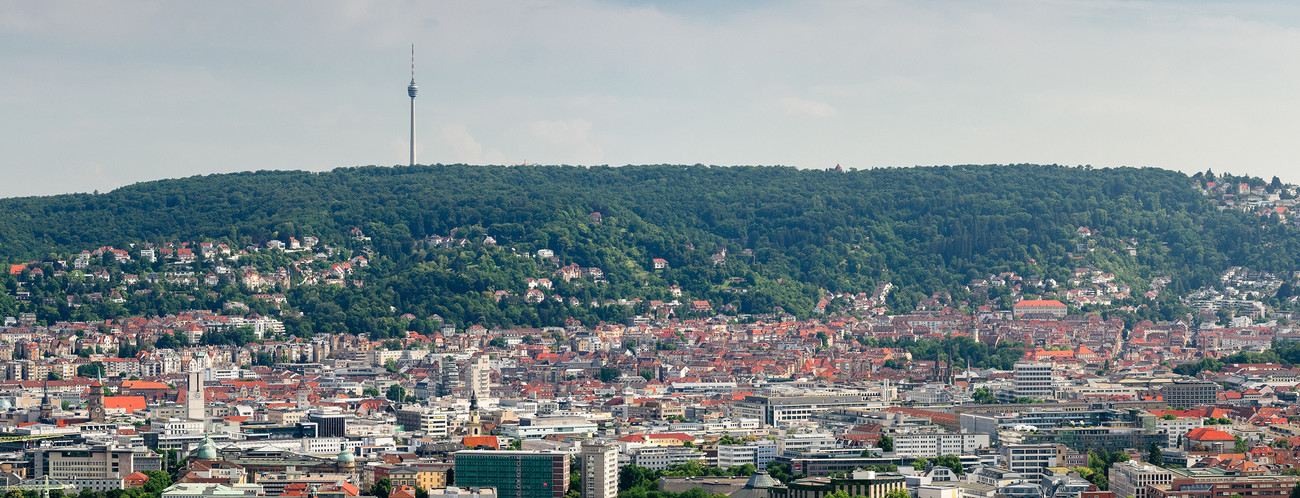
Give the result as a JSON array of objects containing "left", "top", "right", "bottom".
[
  {"left": 196, "top": 437, "right": 218, "bottom": 460},
  {"left": 338, "top": 449, "right": 355, "bottom": 463}
]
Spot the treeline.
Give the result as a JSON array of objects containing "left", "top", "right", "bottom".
[{"left": 3, "top": 164, "right": 1300, "bottom": 330}]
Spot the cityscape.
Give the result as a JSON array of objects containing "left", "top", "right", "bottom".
[{"left": 6, "top": 2, "right": 1300, "bottom": 498}]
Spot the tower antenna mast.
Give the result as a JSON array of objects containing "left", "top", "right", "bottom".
[{"left": 408, "top": 44, "right": 419, "bottom": 167}]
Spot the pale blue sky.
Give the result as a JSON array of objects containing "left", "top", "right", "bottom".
[{"left": 3, "top": 0, "right": 1300, "bottom": 197}]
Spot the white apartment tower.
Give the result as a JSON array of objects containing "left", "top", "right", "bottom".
[
  {"left": 581, "top": 443, "right": 618, "bottom": 498},
  {"left": 467, "top": 355, "right": 491, "bottom": 401}
]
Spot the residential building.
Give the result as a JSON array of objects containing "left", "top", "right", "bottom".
[{"left": 580, "top": 443, "right": 618, "bottom": 498}]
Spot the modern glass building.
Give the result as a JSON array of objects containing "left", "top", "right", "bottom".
[{"left": 453, "top": 450, "right": 569, "bottom": 498}]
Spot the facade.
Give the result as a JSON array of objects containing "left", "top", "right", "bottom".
[
  {"left": 733, "top": 395, "right": 872, "bottom": 427},
  {"left": 998, "top": 444, "right": 1058, "bottom": 477},
  {"left": 395, "top": 408, "right": 451, "bottom": 437},
  {"left": 769, "top": 470, "right": 906, "bottom": 498},
  {"left": 31, "top": 445, "right": 163, "bottom": 480},
  {"left": 161, "top": 483, "right": 263, "bottom": 498},
  {"left": 1011, "top": 363, "right": 1054, "bottom": 400},
  {"left": 307, "top": 410, "right": 351, "bottom": 438},
  {"left": 500, "top": 418, "right": 597, "bottom": 439},
  {"left": 187, "top": 370, "right": 205, "bottom": 420},
  {"left": 1013, "top": 300, "right": 1067, "bottom": 318},
  {"left": 1148, "top": 474, "right": 1300, "bottom": 498},
  {"left": 891, "top": 433, "right": 990, "bottom": 458},
  {"left": 427, "top": 488, "right": 497, "bottom": 498},
  {"left": 1108, "top": 461, "right": 1173, "bottom": 498},
  {"left": 717, "top": 441, "right": 778, "bottom": 470},
  {"left": 388, "top": 466, "right": 449, "bottom": 490},
  {"left": 1022, "top": 427, "right": 1166, "bottom": 454},
  {"left": 580, "top": 443, "right": 618, "bottom": 498},
  {"left": 628, "top": 447, "right": 706, "bottom": 470},
  {"left": 1160, "top": 381, "right": 1220, "bottom": 409},
  {"left": 466, "top": 356, "right": 491, "bottom": 401},
  {"left": 1154, "top": 417, "right": 1202, "bottom": 448},
  {"left": 453, "top": 450, "right": 569, "bottom": 498}
]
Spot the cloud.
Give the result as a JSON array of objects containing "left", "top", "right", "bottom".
[
  {"left": 527, "top": 119, "right": 605, "bottom": 164},
  {"left": 777, "top": 97, "right": 837, "bottom": 118},
  {"left": 439, "top": 125, "right": 505, "bottom": 165}
]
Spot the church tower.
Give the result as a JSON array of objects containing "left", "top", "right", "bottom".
[
  {"left": 465, "top": 390, "right": 483, "bottom": 437},
  {"left": 38, "top": 379, "right": 55, "bottom": 424},
  {"left": 187, "top": 370, "right": 205, "bottom": 421},
  {"left": 88, "top": 374, "right": 106, "bottom": 423}
]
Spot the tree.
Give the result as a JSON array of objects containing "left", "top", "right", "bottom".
[
  {"left": 61, "top": 400, "right": 71, "bottom": 410},
  {"left": 77, "top": 362, "right": 103, "bottom": 378},
  {"left": 371, "top": 478, "right": 392, "bottom": 498},
  {"left": 599, "top": 367, "right": 621, "bottom": 382},
  {"left": 142, "top": 470, "right": 172, "bottom": 494},
  {"left": 877, "top": 436, "right": 893, "bottom": 452},
  {"left": 386, "top": 384, "right": 406, "bottom": 402},
  {"left": 934, "top": 455, "right": 964, "bottom": 475},
  {"left": 1148, "top": 441, "right": 1163, "bottom": 466},
  {"left": 911, "top": 457, "right": 928, "bottom": 470},
  {"left": 972, "top": 387, "right": 997, "bottom": 405},
  {"left": 47, "top": 371, "right": 61, "bottom": 381},
  {"left": 1235, "top": 436, "right": 1249, "bottom": 454},
  {"left": 883, "top": 491, "right": 910, "bottom": 498},
  {"left": 639, "top": 370, "right": 655, "bottom": 381},
  {"left": 1289, "top": 482, "right": 1300, "bottom": 498},
  {"left": 362, "top": 387, "right": 380, "bottom": 397}
]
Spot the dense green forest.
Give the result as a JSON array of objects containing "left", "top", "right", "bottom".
[{"left": 2, "top": 164, "right": 1298, "bottom": 334}]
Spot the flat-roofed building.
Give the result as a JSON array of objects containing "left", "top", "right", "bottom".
[
  {"left": 734, "top": 394, "right": 873, "bottom": 427},
  {"left": 453, "top": 450, "right": 568, "bottom": 498}
]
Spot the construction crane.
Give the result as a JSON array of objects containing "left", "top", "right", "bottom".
[{"left": 2, "top": 475, "right": 75, "bottom": 498}]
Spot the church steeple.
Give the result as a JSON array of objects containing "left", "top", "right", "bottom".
[
  {"left": 465, "top": 390, "right": 483, "bottom": 437},
  {"left": 38, "top": 378, "right": 54, "bottom": 424},
  {"left": 88, "top": 373, "right": 106, "bottom": 423}
]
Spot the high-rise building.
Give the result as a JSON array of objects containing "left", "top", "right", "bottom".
[
  {"left": 466, "top": 355, "right": 491, "bottom": 401},
  {"left": 1012, "top": 362, "right": 1054, "bottom": 400},
  {"left": 308, "top": 409, "right": 352, "bottom": 438},
  {"left": 454, "top": 450, "right": 569, "bottom": 498},
  {"left": 580, "top": 443, "right": 617, "bottom": 498},
  {"left": 187, "top": 370, "right": 205, "bottom": 421}
]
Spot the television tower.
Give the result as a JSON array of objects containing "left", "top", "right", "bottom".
[{"left": 408, "top": 43, "right": 419, "bottom": 167}]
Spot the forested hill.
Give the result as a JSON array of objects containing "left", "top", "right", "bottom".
[{"left": 2, "top": 164, "right": 1297, "bottom": 332}]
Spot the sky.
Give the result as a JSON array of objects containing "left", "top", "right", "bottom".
[{"left": 3, "top": 0, "right": 1300, "bottom": 198}]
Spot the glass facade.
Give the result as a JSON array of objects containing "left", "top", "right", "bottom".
[{"left": 454, "top": 451, "right": 567, "bottom": 498}]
